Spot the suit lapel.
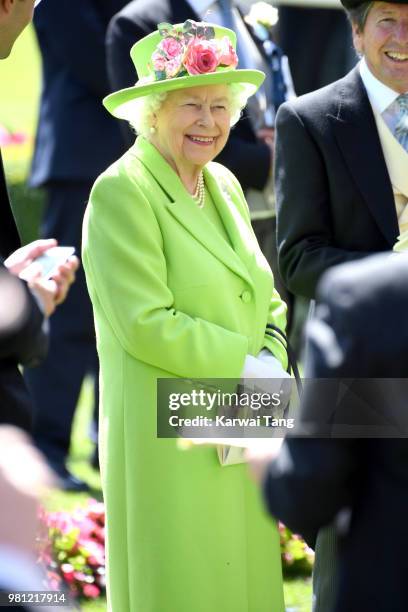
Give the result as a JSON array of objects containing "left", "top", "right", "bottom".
[
  {"left": 132, "top": 138, "right": 253, "bottom": 285},
  {"left": 329, "top": 67, "right": 399, "bottom": 247}
]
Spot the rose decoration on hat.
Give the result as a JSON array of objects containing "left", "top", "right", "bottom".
[
  {"left": 150, "top": 20, "right": 238, "bottom": 81},
  {"left": 103, "top": 19, "right": 265, "bottom": 120}
]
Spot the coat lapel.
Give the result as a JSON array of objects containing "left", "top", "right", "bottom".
[
  {"left": 203, "top": 165, "right": 258, "bottom": 269},
  {"left": 132, "top": 138, "right": 254, "bottom": 285},
  {"left": 329, "top": 67, "right": 399, "bottom": 247}
]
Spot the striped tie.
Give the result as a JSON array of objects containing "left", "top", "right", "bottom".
[{"left": 394, "top": 94, "right": 408, "bottom": 152}]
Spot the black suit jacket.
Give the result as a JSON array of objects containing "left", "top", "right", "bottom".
[
  {"left": 275, "top": 67, "right": 398, "bottom": 299},
  {"left": 106, "top": 0, "right": 272, "bottom": 192},
  {"left": 29, "top": 0, "right": 128, "bottom": 187},
  {"left": 263, "top": 253, "right": 408, "bottom": 612},
  {"left": 277, "top": 7, "right": 355, "bottom": 96},
  {"left": 0, "top": 152, "right": 47, "bottom": 432}
]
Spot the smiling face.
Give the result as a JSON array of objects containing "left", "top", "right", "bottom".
[
  {"left": 0, "top": 0, "right": 35, "bottom": 59},
  {"left": 353, "top": 2, "right": 408, "bottom": 93},
  {"left": 150, "top": 84, "right": 232, "bottom": 178}
]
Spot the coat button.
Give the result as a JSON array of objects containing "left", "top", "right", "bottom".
[{"left": 241, "top": 290, "right": 252, "bottom": 303}]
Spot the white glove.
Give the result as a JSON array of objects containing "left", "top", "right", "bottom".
[
  {"left": 242, "top": 351, "right": 290, "bottom": 381},
  {"left": 241, "top": 351, "right": 292, "bottom": 418}
]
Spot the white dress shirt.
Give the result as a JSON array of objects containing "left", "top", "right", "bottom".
[
  {"left": 360, "top": 58, "right": 408, "bottom": 233},
  {"left": 359, "top": 58, "right": 403, "bottom": 132}
]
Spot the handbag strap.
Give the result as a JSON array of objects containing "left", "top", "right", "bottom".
[{"left": 265, "top": 324, "right": 303, "bottom": 396}]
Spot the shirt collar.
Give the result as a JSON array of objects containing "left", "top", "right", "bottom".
[
  {"left": 187, "top": 0, "right": 216, "bottom": 19},
  {"left": 359, "top": 57, "right": 400, "bottom": 114}
]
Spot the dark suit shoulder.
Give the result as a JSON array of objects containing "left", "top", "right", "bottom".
[
  {"left": 316, "top": 253, "right": 408, "bottom": 377},
  {"left": 278, "top": 66, "right": 363, "bottom": 126},
  {"left": 108, "top": 0, "right": 182, "bottom": 35}
]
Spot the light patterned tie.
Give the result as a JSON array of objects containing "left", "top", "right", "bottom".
[{"left": 394, "top": 94, "right": 408, "bottom": 152}]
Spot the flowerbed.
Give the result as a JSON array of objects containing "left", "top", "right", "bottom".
[
  {"left": 279, "top": 522, "right": 315, "bottom": 577},
  {"left": 39, "top": 501, "right": 313, "bottom": 601},
  {"left": 39, "top": 500, "right": 106, "bottom": 601}
]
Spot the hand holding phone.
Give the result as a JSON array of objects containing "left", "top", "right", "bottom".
[{"left": 18, "top": 246, "right": 76, "bottom": 281}]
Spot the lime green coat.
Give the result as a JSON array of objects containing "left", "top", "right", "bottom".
[{"left": 82, "top": 137, "right": 287, "bottom": 612}]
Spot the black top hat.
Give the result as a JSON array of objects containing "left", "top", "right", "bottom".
[{"left": 341, "top": 0, "right": 408, "bottom": 8}]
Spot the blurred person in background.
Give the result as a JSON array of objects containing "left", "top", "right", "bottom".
[
  {"left": 275, "top": 0, "right": 408, "bottom": 609},
  {"left": 106, "top": 0, "right": 297, "bottom": 328},
  {"left": 277, "top": 1, "right": 357, "bottom": 96},
  {"left": 24, "top": 0, "right": 129, "bottom": 491},
  {"left": 0, "top": 425, "right": 56, "bottom": 611}
]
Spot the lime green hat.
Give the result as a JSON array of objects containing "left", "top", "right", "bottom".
[{"left": 103, "top": 20, "right": 265, "bottom": 120}]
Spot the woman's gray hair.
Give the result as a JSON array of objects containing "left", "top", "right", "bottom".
[
  {"left": 128, "top": 83, "right": 251, "bottom": 139},
  {"left": 346, "top": 1, "right": 374, "bottom": 32}
]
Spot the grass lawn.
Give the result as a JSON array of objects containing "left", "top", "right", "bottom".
[{"left": 0, "top": 24, "right": 41, "bottom": 181}]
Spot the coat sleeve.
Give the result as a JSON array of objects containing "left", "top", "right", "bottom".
[
  {"left": 262, "top": 284, "right": 356, "bottom": 540},
  {"left": 82, "top": 168, "right": 250, "bottom": 379},
  {"left": 275, "top": 102, "right": 371, "bottom": 299},
  {"left": 262, "top": 290, "right": 288, "bottom": 369},
  {"left": 263, "top": 437, "right": 354, "bottom": 543},
  {"left": 0, "top": 265, "right": 48, "bottom": 367}
]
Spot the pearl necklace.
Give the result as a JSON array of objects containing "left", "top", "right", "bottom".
[{"left": 192, "top": 172, "right": 205, "bottom": 209}]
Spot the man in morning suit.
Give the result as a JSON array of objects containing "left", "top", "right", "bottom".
[
  {"left": 276, "top": 0, "right": 408, "bottom": 300},
  {"left": 106, "top": 0, "right": 296, "bottom": 315},
  {"left": 274, "top": 1, "right": 408, "bottom": 609},
  {"left": 255, "top": 253, "right": 408, "bottom": 612},
  {"left": 24, "top": 0, "right": 129, "bottom": 490}
]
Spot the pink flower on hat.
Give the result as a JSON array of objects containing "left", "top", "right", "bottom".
[
  {"left": 152, "top": 51, "right": 166, "bottom": 72},
  {"left": 217, "top": 36, "right": 238, "bottom": 68},
  {"left": 165, "top": 55, "right": 184, "bottom": 78},
  {"left": 184, "top": 38, "right": 219, "bottom": 75},
  {"left": 159, "top": 37, "right": 184, "bottom": 59}
]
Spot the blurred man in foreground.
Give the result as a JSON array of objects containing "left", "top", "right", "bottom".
[{"left": 248, "top": 252, "right": 408, "bottom": 612}]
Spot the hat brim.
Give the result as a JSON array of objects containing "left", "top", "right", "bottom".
[{"left": 103, "top": 69, "right": 265, "bottom": 120}]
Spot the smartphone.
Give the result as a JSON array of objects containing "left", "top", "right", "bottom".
[{"left": 19, "top": 246, "right": 75, "bottom": 281}]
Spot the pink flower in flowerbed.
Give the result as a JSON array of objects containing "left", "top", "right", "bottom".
[
  {"left": 87, "top": 501, "right": 105, "bottom": 523},
  {"left": 83, "top": 584, "right": 101, "bottom": 599},
  {"left": 184, "top": 38, "right": 219, "bottom": 75},
  {"left": 217, "top": 36, "right": 238, "bottom": 68},
  {"left": 159, "top": 36, "right": 183, "bottom": 59},
  {"left": 0, "top": 124, "right": 28, "bottom": 147},
  {"left": 39, "top": 499, "right": 107, "bottom": 602},
  {"left": 61, "top": 563, "right": 75, "bottom": 583}
]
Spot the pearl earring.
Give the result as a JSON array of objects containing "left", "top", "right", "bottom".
[{"left": 150, "top": 126, "right": 156, "bottom": 135}]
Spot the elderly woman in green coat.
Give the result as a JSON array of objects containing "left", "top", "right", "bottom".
[{"left": 83, "top": 20, "right": 289, "bottom": 612}]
